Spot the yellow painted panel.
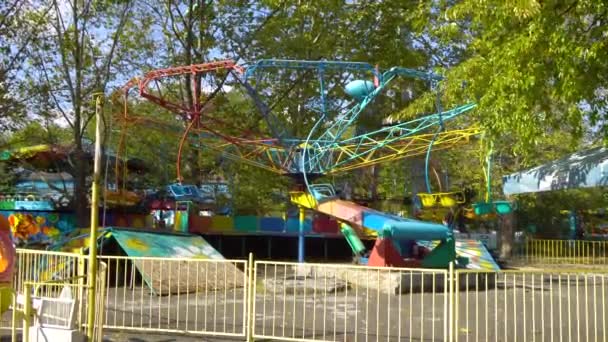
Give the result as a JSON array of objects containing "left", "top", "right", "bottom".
[{"left": 211, "top": 216, "right": 234, "bottom": 232}]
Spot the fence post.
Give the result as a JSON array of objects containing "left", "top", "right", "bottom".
[
  {"left": 246, "top": 252, "right": 255, "bottom": 341},
  {"left": 77, "top": 250, "right": 86, "bottom": 328},
  {"left": 96, "top": 262, "right": 108, "bottom": 342},
  {"left": 448, "top": 261, "right": 455, "bottom": 342},
  {"left": 525, "top": 237, "right": 528, "bottom": 263},
  {"left": 23, "top": 283, "right": 31, "bottom": 342},
  {"left": 11, "top": 290, "right": 17, "bottom": 341}
]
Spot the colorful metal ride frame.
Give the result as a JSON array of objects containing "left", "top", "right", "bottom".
[{"left": 114, "top": 59, "right": 498, "bottom": 270}]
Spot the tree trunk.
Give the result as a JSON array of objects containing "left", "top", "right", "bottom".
[
  {"left": 179, "top": 1, "right": 203, "bottom": 185},
  {"left": 73, "top": 147, "right": 89, "bottom": 227},
  {"left": 499, "top": 201, "right": 516, "bottom": 260}
]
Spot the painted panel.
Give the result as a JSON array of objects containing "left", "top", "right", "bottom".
[
  {"left": 234, "top": 216, "right": 258, "bottom": 232},
  {"left": 174, "top": 211, "right": 188, "bottom": 232},
  {"left": 0, "top": 200, "right": 55, "bottom": 211},
  {"left": 312, "top": 216, "right": 339, "bottom": 234},
  {"left": 110, "top": 229, "right": 244, "bottom": 295},
  {"left": 102, "top": 213, "right": 151, "bottom": 229},
  {"left": 454, "top": 232, "right": 498, "bottom": 250},
  {"left": 0, "top": 210, "right": 75, "bottom": 246},
  {"left": 115, "top": 215, "right": 129, "bottom": 227},
  {"left": 210, "top": 216, "right": 234, "bottom": 232},
  {"left": 285, "top": 217, "right": 312, "bottom": 233},
  {"left": 0, "top": 210, "right": 153, "bottom": 246},
  {"left": 110, "top": 229, "right": 224, "bottom": 259},
  {"left": 361, "top": 211, "right": 392, "bottom": 231},
  {"left": 188, "top": 215, "right": 211, "bottom": 234},
  {"left": 259, "top": 217, "right": 284, "bottom": 232},
  {"left": 417, "top": 239, "right": 500, "bottom": 271},
  {"left": 318, "top": 200, "right": 364, "bottom": 226}
]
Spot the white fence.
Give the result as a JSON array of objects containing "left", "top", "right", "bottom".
[
  {"left": 2, "top": 249, "right": 107, "bottom": 342},
  {"left": 454, "top": 270, "right": 608, "bottom": 342},
  {"left": 98, "top": 255, "right": 249, "bottom": 338},
  {"left": 252, "top": 261, "right": 450, "bottom": 341},
  {"left": 4, "top": 250, "right": 608, "bottom": 342}
]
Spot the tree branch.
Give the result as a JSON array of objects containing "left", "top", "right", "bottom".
[
  {"left": 4, "top": 3, "right": 54, "bottom": 73},
  {"left": 0, "top": 0, "right": 24, "bottom": 30},
  {"left": 411, "top": 35, "right": 449, "bottom": 68},
  {"left": 583, "top": 9, "right": 607, "bottom": 33},
  {"left": 52, "top": 0, "right": 76, "bottom": 108},
  {"left": 36, "top": 55, "right": 75, "bottom": 130},
  {"left": 101, "top": 1, "right": 133, "bottom": 88},
  {"left": 164, "top": 1, "right": 188, "bottom": 51},
  {"left": 558, "top": 1, "right": 579, "bottom": 17}
]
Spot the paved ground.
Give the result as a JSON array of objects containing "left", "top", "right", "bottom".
[
  {"left": 0, "top": 332, "right": 241, "bottom": 342},
  {"left": 102, "top": 331, "right": 242, "bottom": 342}
]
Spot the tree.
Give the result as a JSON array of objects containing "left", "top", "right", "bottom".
[
  {"left": 16, "top": 0, "right": 154, "bottom": 225},
  {"left": 126, "top": 0, "right": 283, "bottom": 185},
  {"left": 0, "top": 0, "right": 44, "bottom": 131},
  {"left": 0, "top": 135, "right": 17, "bottom": 193},
  {"left": 401, "top": 0, "right": 607, "bottom": 157},
  {"left": 392, "top": 0, "right": 608, "bottom": 258}
]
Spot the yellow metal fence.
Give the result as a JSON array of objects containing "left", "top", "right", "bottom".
[
  {"left": 2, "top": 249, "right": 107, "bottom": 342},
  {"left": 252, "top": 260, "right": 450, "bottom": 341},
  {"left": 3, "top": 249, "right": 608, "bottom": 342},
  {"left": 515, "top": 239, "right": 608, "bottom": 265},
  {"left": 99, "top": 255, "right": 248, "bottom": 338},
  {"left": 1, "top": 249, "right": 85, "bottom": 333},
  {"left": 13, "top": 249, "right": 83, "bottom": 294},
  {"left": 454, "top": 269, "right": 608, "bottom": 342}
]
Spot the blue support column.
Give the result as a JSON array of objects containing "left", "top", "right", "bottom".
[
  {"left": 298, "top": 207, "right": 305, "bottom": 262},
  {"left": 569, "top": 210, "right": 577, "bottom": 239}
]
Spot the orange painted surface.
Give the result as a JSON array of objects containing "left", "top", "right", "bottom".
[{"left": 317, "top": 200, "right": 365, "bottom": 226}]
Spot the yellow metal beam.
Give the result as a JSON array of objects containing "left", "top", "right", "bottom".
[
  {"left": 289, "top": 191, "right": 318, "bottom": 209},
  {"left": 327, "top": 128, "right": 481, "bottom": 174}
]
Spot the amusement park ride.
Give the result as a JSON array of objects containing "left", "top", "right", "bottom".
[{"left": 113, "top": 58, "right": 503, "bottom": 269}]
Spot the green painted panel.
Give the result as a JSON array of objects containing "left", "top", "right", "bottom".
[
  {"left": 234, "top": 216, "right": 258, "bottom": 232},
  {"left": 0, "top": 202, "right": 15, "bottom": 210}
]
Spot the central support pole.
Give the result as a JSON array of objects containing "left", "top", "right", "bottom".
[
  {"left": 298, "top": 207, "right": 305, "bottom": 262},
  {"left": 87, "top": 93, "right": 103, "bottom": 339}
]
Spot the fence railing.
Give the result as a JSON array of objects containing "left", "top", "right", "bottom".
[
  {"left": 1, "top": 249, "right": 84, "bottom": 332},
  {"left": 454, "top": 269, "right": 608, "bottom": 342},
  {"left": 252, "top": 260, "right": 450, "bottom": 341},
  {"left": 98, "top": 255, "right": 248, "bottom": 338},
  {"left": 13, "top": 249, "right": 83, "bottom": 294},
  {"left": 514, "top": 239, "right": 608, "bottom": 265},
  {"left": 83, "top": 261, "right": 108, "bottom": 342},
  {"left": 0, "top": 287, "right": 18, "bottom": 339},
  {"left": 3, "top": 249, "right": 608, "bottom": 342},
  {"left": 3, "top": 249, "right": 107, "bottom": 342}
]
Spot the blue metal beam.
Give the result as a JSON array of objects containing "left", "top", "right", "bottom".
[{"left": 245, "top": 59, "right": 378, "bottom": 79}]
